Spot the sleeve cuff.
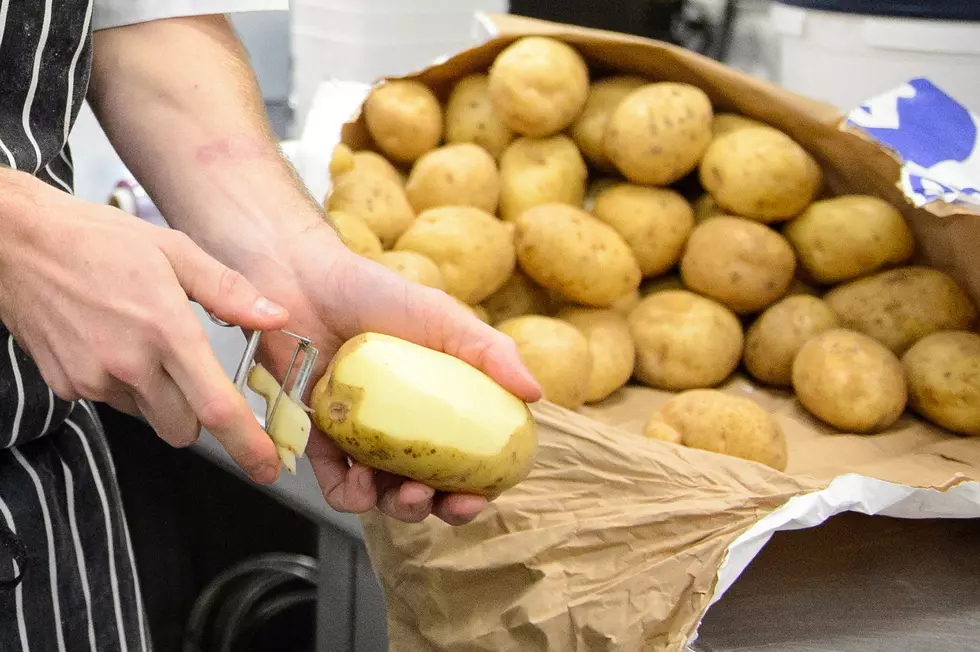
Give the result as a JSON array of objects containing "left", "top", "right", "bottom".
[{"left": 92, "top": 0, "right": 289, "bottom": 31}]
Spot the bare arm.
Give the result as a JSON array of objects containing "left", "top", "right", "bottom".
[{"left": 86, "top": 14, "right": 329, "bottom": 280}]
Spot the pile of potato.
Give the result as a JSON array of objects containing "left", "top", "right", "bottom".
[{"left": 323, "top": 35, "right": 980, "bottom": 472}]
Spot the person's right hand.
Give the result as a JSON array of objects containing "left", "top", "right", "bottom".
[{"left": 0, "top": 169, "right": 289, "bottom": 484}]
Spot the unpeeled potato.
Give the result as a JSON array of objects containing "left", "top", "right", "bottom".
[
  {"left": 604, "top": 82, "right": 714, "bottom": 186},
  {"left": 651, "top": 390, "right": 788, "bottom": 470},
  {"left": 570, "top": 75, "right": 648, "bottom": 172},
  {"left": 378, "top": 251, "right": 445, "bottom": 290},
  {"left": 558, "top": 307, "right": 635, "bottom": 403},
  {"left": 593, "top": 183, "right": 695, "bottom": 278},
  {"left": 783, "top": 195, "right": 916, "bottom": 284},
  {"left": 792, "top": 329, "right": 907, "bottom": 433},
  {"left": 902, "top": 331, "right": 980, "bottom": 436},
  {"left": 405, "top": 143, "right": 500, "bottom": 214},
  {"left": 824, "top": 266, "right": 977, "bottom": 354},
  {"left": 351, "top": 150, "right": 405, "bottom": 186},
  {"left": 481, "top": 270, "right": 557, "bottom": 325},
  {"left": 363, "top": 80, "right": 443, "bottom": 164},
  {"left": 680, "top": 216, "right": 797, "bottom": 314},
  {"left": 444, "top": 73, "right": 515, "bottom": 159},
  {"left": 628, "top": 290, "right": 744, "bottom": 390},
  {"left": 394, "top": 206, "right": 515, "bottom": 304},
  {"left": 326, "top": 169, "right": 415, "bottom": 248},
  {"left": 744, "top": 295, "right": 840, "bottom": 387},
  {"left": 700, "top": 127, "right": 822, "bottom": 223},
  {"left": 497, "top": 315, "right": 593, "bottom": 410},
  {"left": 329, "top": 143, "right": 356, "bottom": 178},
  {"left": 488, "top": 36, "right": 590, "bottom": 138},
  {"left": 515, "top": 204, "right": 642, "bottom": 308},
  {"left": 328, "top": 210, "right": 383, "bottom": 260},
  {"left": 498, "top": 135, "right": 588, "bottom": 222}
]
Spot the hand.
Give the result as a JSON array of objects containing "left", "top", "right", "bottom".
[
  {"left": 0, "top": 170, "right": 289, "bottom": 483},
  {"left": 246, "top": 223, "right": 542, "bottom": 526}
]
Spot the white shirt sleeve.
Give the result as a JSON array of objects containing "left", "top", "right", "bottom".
[{"left": 92, "top": 0, "right": 289, "bottom": 31}]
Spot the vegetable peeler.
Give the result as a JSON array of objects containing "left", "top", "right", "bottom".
[{"left": 205, "top": 311, "right": 320, "bottom": 427}]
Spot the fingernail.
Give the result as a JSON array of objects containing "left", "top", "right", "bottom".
[
  {"left": 253, "top": 298, "right": 286, "bottom": 318},
  {"left": 358, "top": 468, "right": 374, "bottom": 491}
]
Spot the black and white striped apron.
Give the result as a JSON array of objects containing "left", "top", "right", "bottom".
[{"left": 0, "top": 1, "right": 150, "bottom": 650}]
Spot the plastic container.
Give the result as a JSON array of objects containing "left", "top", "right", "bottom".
[
  {"left": 770, "top": 2, "right": 980, "bottom": 111},
  {"left": 289, "top": 0, "right": 508, "bottom": 130},
  {"left": 775, "top": 0, "right": 980, "bottom": 21}
]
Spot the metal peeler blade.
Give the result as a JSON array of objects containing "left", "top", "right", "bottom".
[{"left": 205, "top": 311, "right": 319, "bottom": 431}]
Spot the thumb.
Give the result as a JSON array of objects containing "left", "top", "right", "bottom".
[{"left": 159, "top": 231, "right": 289, "bottom": 330}]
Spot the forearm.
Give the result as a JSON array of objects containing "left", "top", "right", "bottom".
[{"left": 86, "top": 14, "right": 332, "bottom": 277}]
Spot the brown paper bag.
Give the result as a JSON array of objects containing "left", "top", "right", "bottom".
[{"left": 334, "top": 14, "right": 980, "bottom": 651}]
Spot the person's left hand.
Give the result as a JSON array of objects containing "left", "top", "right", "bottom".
[{"left": 243, "top": 221, "right": 542, "bottom": 526}]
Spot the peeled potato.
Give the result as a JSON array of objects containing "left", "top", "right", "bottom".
[
  {"left": 558, "top": 307, "right": 635, "bottom": 403},
  {"left": 405, "top": 143, "right": 500, "bottom": 214},
  {"left": 488, "top": 36, "right": 590, "bottom": 138},
  {"left": 326, "top": 168, "right": 415, "bottom": 248},
  {"left": 792, "top": 329, "right": 907, "bottom": 433},
  {"left": 604, "top": 82, "right": 714, "bottom": 186},
  {"left": 593, "top": 183, "right": 695, "bottom": 278},
  {"left": 628, "top": 290, "right": 744, "bottom": 390},
  {"left": 394, "top": 206, "right": 515, "bottom": 304},
  {"left": 515, "top": 203, "right": 642, "bottom": 308},
  {"left": 498, "top": 134, "right": 588, "bottom": 222},
  {"left": 783, "top": 195, "right": 916, "bottom": 284},
  {"left": 248, "top": 364, "right": 311, "bottom": 475},
  {"left": 902, "top": 331, "right": 980, "bottom": 436},
  {"left": 444, "top": 73, "right": 515, "bottom": 159},
  {"left": 497, "top": 315, "right": 593, "bottom": 410},
  {"left": 744, "top": 295, "right": 841, "bottom": 387},
  {"left": 311, "top": 332, "right": 537, "bottom": 498},
  {"left": 700, "top": 127, "right": 822, "bottom": 223},
  {"left": 378, "top": 251, "right": 445, "bottom": 290},
  {"left": 482, "top": 270, "right": 557, "bottom": 325},
  {"left": 570, "top": 75, "right": 648, "bottom": 172},
  {"left": 363, "top": 80, "right": 443, "bottom": 164},
  {"left": 680, "top": 216, "right": 797, "bottom": 314},
  {"left": 328, "top": 210, "right": 383, "bottom": 260},
  {"left": 653, "top": 390, "right": 788, "bottom": 471}
]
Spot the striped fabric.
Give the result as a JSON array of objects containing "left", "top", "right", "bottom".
[
  {"left": 1, "top": 1, "right": 288, "bottom": 648},
  {"left": 0, "top": 0, "right": 152, "bottom": 648},
  {"left": 0, "top": 328, "right": 151, "bottom": 652}
]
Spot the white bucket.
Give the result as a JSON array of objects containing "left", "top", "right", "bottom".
[
  {"left": 770, "top": 3, "right": 980, "bottom": 112},
  {"left": 289, "top": 0, "right": 508, "bottom": 130}
]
